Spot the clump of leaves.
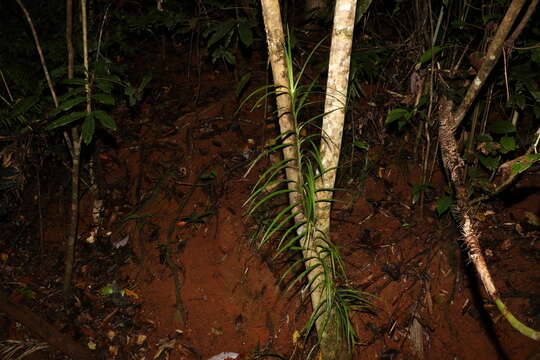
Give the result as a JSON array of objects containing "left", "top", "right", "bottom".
[{"left": 203, "top": 15, "right": 255, "bottom": 66}]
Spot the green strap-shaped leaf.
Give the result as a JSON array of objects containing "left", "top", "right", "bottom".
[
  {"left": 436, "top": 196, "right": 453, "bottom": 216},
  {"left": 356, "top": 0, "right": 373, "bottom": 21},
  {"left": 61, "top": 78, "right": 87, "bottom": 86},
  {"left": 139, "top": 75, "right": 152, "bottom": 91},
  {"left": 478, "top": 154, "right": 500, "bottom": 171},
  {"left": 51, "top": 96, "right": 86, "bottom": 117},
  {"left": 419, "top": 46, "right": 443, "bottom": 64},
  {"left": 93, "top": 93, "right": 115, "bottom": 105},
  {"left": 93, "top": 110, "right": 117, "bottom": 130},
  {"left": 500, "top": 136, "right": 516, "bottom": 152},
  {"left": 11, "top": 96, "right": 39, "bottom": 118},
  {"left": 207, "top": 19, "right": 236, "bottom": 48},
  {"left": 386, "top": 108, "right": 410, "bottom": 124},
  {"left": 82, "top": 114, "right": 95, "bottom": 145},
  {"left": 238, "top": 22, "right": 253, "bottom": 47},
  {"left": 94, "top": 80, "right": 113, "bottom": 94},
  {"left": 236, "top": 72, "right": 251, "bottom": 98},
  {"left": 58, "top": 88, "right": 85, "bottom": 103},
  {"left": 95, "top": 74, "right": 122, "bottom": 84},
  {"left": 488, "top": 120, "right": 516, "bottom": 134},
  {"left": 46, "top": 111, "right": 86, "bottom": 130}
]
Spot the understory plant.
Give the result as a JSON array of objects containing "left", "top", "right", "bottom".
[{"left": 242, "top": 35, "right": 372, "bottom": 357}]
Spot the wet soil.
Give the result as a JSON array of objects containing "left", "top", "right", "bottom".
[{"left": 1, "top": 45, "right": 539, "bottom": 360}]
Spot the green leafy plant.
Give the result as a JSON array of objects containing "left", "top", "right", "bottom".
[
  {"left": 0, "top": 95, "right": 42, "bottom": 133},
  {"left": 435, "top": 195, "right": 453, "bottom": 216},
  {"left": 203, "top": 15, "right": 255, "bottom": 65},
  {"left": 242, "top": 37, "right": 372, "bottom": 354},
  {"left": 46, "top": 67, "right": 119, "bottom": 144},
  {"left": 385, "top": 107, "right": 413, "bottom": 130}
]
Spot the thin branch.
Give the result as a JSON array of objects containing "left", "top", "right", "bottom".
[
  {"left": 15, "top": 0, "right": 59, "bottom": 108},
  {"left": 452, "top": 0, "right": 528, "bottom": 130},
  {"left": 508, "top": 0, "right": 539, "bottom": 44}
]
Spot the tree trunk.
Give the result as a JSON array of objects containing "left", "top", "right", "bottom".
[
  {"left": 315, "top": 0, "right": 357, "bottom": 357},
  {"left": 259, "top": 0, "right": 344, "bottom": 357},
  {"left": 63, "top": 0, "right": 89, "bottom": 296}
]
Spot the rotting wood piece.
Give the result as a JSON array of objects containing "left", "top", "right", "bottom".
[{"left": 0, "top": 292, "right": 96, "bottom": 359}]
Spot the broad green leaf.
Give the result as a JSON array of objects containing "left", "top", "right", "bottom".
[
  {"left": 534, "top": 105, "right": 540, "bottom": 119},
  {"left": 500, "top": 136, "right": 516, "bottom": 152},
  {"left": 477, "top": 134, "right": 493, "bottom": 142},
  {"left": 46, "top": 111, "right": 86, "bottom": 130},
  {"left": 93, "top": 110, "right": 117, "bottom": 129},
  {"left": 223, "top": 50, "right": 236, "bottom": 65},
  {"left": 125, "top": 86, "right": 135, "bottom": 96},
  {"left": 199, "top": 170, "right": 217, "bottom": 180},
  {"left": 488, "top": 120, "right": 516, "bottom": 134},
  {"left": 100, "top": 284, "right": 114, "bottom": 296},
  {"left": 58, "top": 88, "right": 85, "bottom": 103},
  {"left": 238, "top": 22, "right": 253, "bottom": 47},
  {"left": 50, "top": 66, "right": 68, "bottom": 79},
  {"left": 93, "top": 93, "right": 115, "bottom": 105},
  {"left": 531, "top": 48, "right": 540, "bottom": 64},
  {"left": 139, "top": 75, "right": 152, "bottom": 90},
  {"left": 236, "top": 72, "right": 251, "bottom": 98},
  {"left": 94, "top": 80, "right": 113, "bottom": 94},
  {"left": 353, "top": 140, "right": 368, "bottom": 151},
  {"left": 398, "top": 119, "right": 408, "bottom": 130},
  {"left": 478, "top": 154, "right": 500, "bottom": 171},
  {"left": 0, "top": 180, "right": 16, "bottom": 190},
  {"left": 82, "top": 114, "right": 95, "bottom": 144},
  {"left": 356, "top": 0, "right": 374, "bottom": 21},
  {"left": 61, "top": 78, "right": 86, "bottom": 86},
  {"left": 95, "top": 74, "right": 122, "bottom": 84},
  {"left": 207, "top": 20, "right": 236, "bottom": 48},
  {"left": 56, "top": 96, "right": 87, "bottom": 114},
  {"left": 419, "top": 46, "right": 443, "bottom": 64},
  {"left": 529, "top": 90, "right": 540, "bottom": 104},
  {"left": 436, "top": 196, "right": 453, "bottom": 216},
  {"left": 511, "top": 154, "right": 540, "bottom": 175},
  {"left": 11, "top": 96, "right": 39, "bottom": 117},
  {"left": 386, "top": 108, "right": 410, "bottom": 125},
  {"left": 0, "top": 166, "right": 18, "bottom": 178}
]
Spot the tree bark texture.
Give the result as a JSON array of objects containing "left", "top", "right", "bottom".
[
  {"left": 438, "top": 99, "right": 539, "bottom": 341},
  {"left": 314, "top": 0, "right": 357, "bottom": 357}
]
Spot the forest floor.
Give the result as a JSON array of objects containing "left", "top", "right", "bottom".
[{"left": 1, "top": 42, "right": 540, "bottom": 360}]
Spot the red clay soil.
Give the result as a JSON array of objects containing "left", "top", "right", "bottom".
[{"left": 1, "top": 49, "right": 539, "bottom": 360}]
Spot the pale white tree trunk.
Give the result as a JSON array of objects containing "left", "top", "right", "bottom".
[
  {"left": 317, "top": 0, "right": 357, "bottom": 227},
  {"left": 259, "top": 0, "right": 347, "bottom": 357},
  {"left": 315, "top": 0, "right": 357, "bottom": 356}
]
